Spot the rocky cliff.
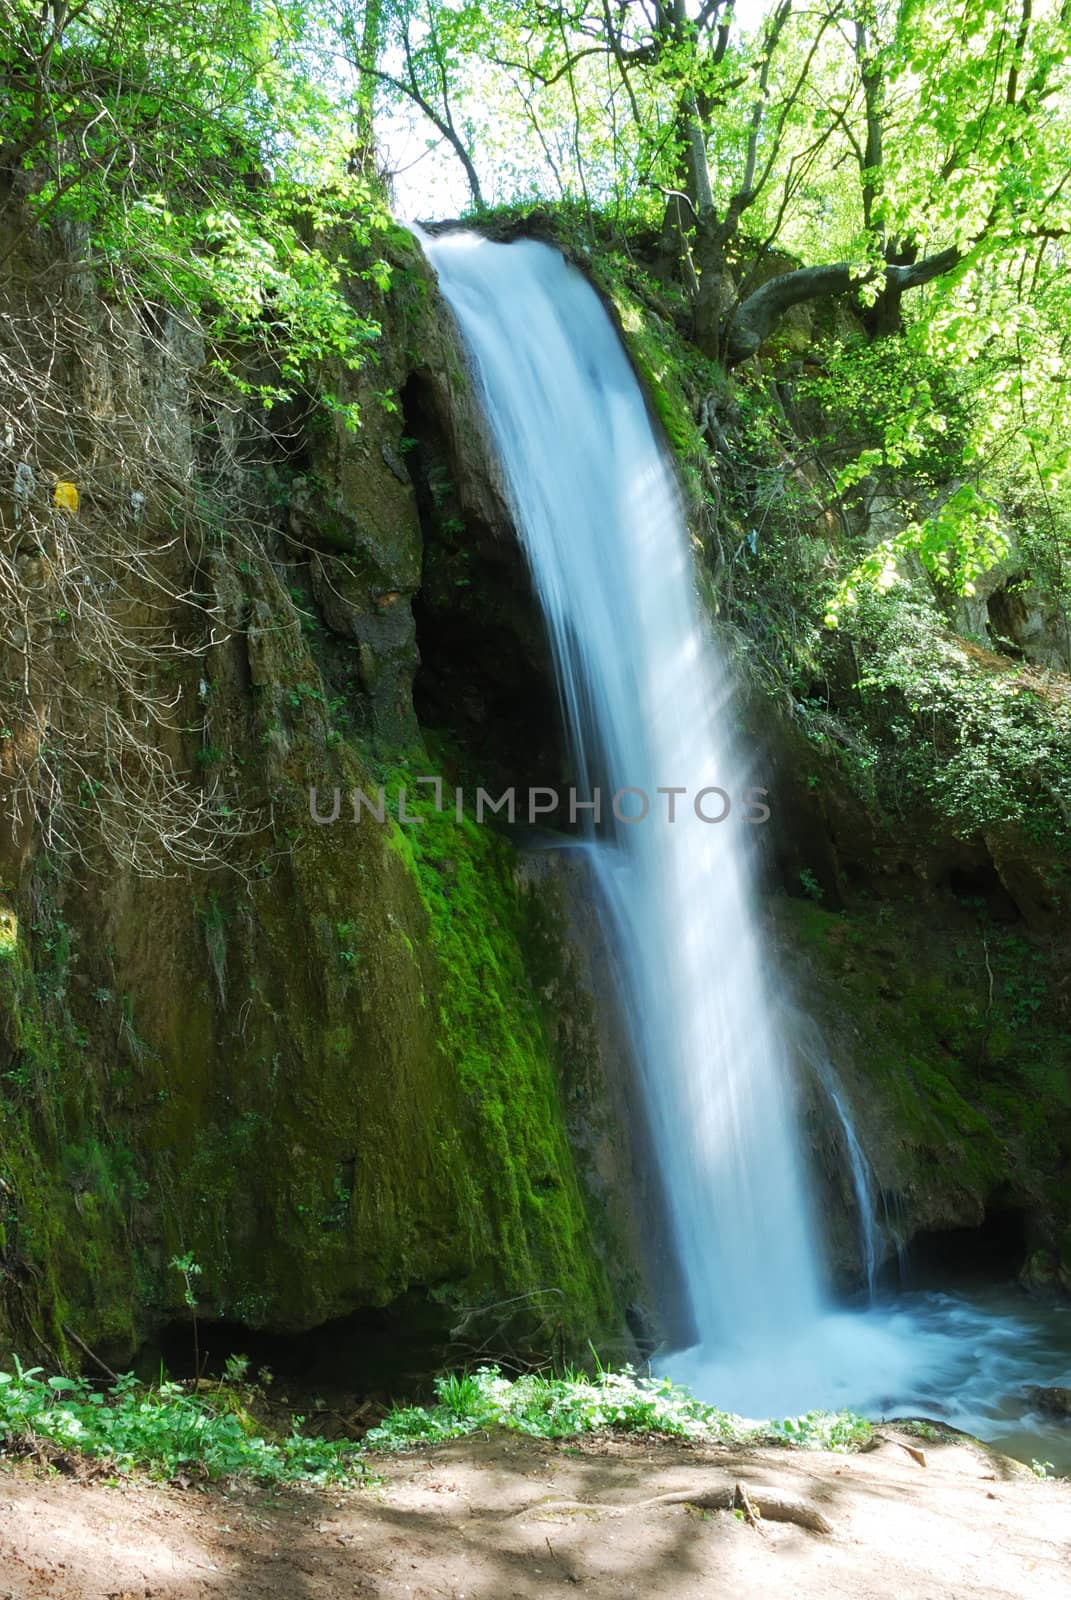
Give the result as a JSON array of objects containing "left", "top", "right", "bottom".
[
  {"left": 0, "top": 217, "right": 648, "bottom": 1371},
  {"left": 1, "top": 205, "right": 1068, "bottom": 1384}
]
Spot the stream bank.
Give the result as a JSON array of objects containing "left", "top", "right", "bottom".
[{"left": 0, "top": 1429, "right": 1066, "bottom": 1599}]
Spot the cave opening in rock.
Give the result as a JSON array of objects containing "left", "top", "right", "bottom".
[
  {"left": 945, "top": 861, "right": 1021, "bottom": 923},
  {"left": 143, "top": 1294, "right": 458, "bottom": 1411},
  {"left": 889, "top": 1205, "right": 1030, "bottom": 1292}
]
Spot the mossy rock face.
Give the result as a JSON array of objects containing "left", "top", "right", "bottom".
[
  {"left": 136, "top": 762, "right": 614, "bottom": 1342},
  {"left": 0, "top": 744, "right": 620, "bottom": 1362},
  {"left": 0, "top": 229, "right": 625, "bottom": 1367},
  {"left": 0, "top": 891, "right": 141, "bottom": 1354}
]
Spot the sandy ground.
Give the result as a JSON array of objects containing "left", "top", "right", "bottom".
[{"left": 0, "top": 1429, "right": 1067, "bottom": 1599}]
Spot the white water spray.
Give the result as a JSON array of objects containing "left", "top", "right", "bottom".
[{"left": 421, "top": 228, "right": 1071, "bottom": 1450}]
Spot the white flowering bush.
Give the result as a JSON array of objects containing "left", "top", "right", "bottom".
[{"left": 364, "top": 1365, "right": 871, "bottom": 1453}]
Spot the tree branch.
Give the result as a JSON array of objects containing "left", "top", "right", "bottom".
[{"left": 726, "top": 246, "right": 964, "bottom": 363}]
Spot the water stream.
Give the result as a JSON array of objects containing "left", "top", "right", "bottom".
[{"left": 420, "top": 228, "right": 1071, "bottom": 1469}]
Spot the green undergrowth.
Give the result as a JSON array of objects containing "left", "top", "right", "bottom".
[
  {"left": 0, "top": 1360, "right": 872, "bottom": 1485},
  {"left": 0, "top": 1361, "right": 366, "bottom": 1486},
  {"left": 812, "top": 587, "right": 1071, "bottom": 851},
  {"left": 364, "top": 1364, "right": 872, "bottom": 1454}
]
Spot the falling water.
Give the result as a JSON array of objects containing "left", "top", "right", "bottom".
[
  {"left": 801, "top": 1032, "right": 884, "bottom": 1300},
  {"left": 829, "top": 1087, "right": 882, "bottom": 1299},
  {"left": 421, "top": 229, "right": 1071, "bottom": 1453},
  {"left": 421, "top": 229, "right": 823, "bottom": 1365}
]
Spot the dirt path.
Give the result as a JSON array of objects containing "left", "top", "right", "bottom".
[{"left": 0, "top": 1430, "right": 1067, "bottom": 1599}]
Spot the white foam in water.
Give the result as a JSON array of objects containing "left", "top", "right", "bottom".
[
  {"left": 668, "top": 1290, "right": 1071, "bottom": 1449},
  {"left": 419, "top": 227, "right": 1071, "bottom": 1468}
]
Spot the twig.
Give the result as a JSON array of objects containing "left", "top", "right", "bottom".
[
  {"left": 732, "top": 1480, "right": 767, "bottom": 1536},
  {"left": 545, "top": 1536, "right": 580, "bottom": 1584},
  {"left": 62, "top": 1323, "right": 120, "bottom": 1383}
]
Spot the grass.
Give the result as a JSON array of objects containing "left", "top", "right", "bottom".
[{"left": 0, "top": 1357, "right": 872, "bottom": 1487}]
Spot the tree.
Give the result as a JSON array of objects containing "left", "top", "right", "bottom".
[
  {"left": 361, "top": 1, "right": 1071, "bottom": 364},
  {"left": 0, "top": 0, "right": 391, "bottom": 874},
  {"left": 322, "top": 0, "right": 488, "bottom": 208}
]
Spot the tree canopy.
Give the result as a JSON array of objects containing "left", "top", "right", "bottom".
[{"left": 2, "top": 1, "right": 1070, "bottom": 637}]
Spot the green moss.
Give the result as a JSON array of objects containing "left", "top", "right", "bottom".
[
  {"left": 384, "top": 781, "right": 614, "bottom": 1345},
  {"left": 590, "top": 258, "right": 708, "bottom": 472},
  {"left": 0, "top": 904, "right": 139, "bottom": 1355},
  {"left": 42, "top": 733, "right": 618, "bottom": 1358},
  {"left": 2, "top": 218, "right": 625, "bottom": 1371}
]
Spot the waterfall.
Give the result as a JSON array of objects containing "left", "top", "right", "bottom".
[
  {"left": 422, "top": 229, "right": 824, "bottom": 1387},
  {"left": 812, "top": 1052, "right": 884, "bottom": 1299},
  {"left": 832, "top": 1091, "right": 883, "bottom": 1300},
  {"left": 420, "top": 229, "right": 1071, "bottom": 1450}
]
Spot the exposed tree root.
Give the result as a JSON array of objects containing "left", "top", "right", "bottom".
[
  {"left": 522, "top": 1480, "right": 833, "bottom": 1535},
  {"left": 872, "top": 1433, "right": 928, "bottom": 1468}
]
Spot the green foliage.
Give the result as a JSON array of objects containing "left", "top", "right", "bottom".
[
  {"left": 169, "top": 1253, "right": 202, "bottom": 1311},
  {"left": 0, "top": 1360, "right": 871, "bottom": 1482},
  {"left": 364, "top": 1363, "right": 871, "bottom": 1453},
  {"left": 0, "top": 1, "right": 391, "bottom": 412},
  {"left": 829, "top": 486, "right": 1010, "bottom": 625},
  {"left": 767, "top": 1410, "right": 873, "bottom": 1450},
  {"left": 818, "top": 587, "right": 1071, "bottom": 846},
  {"left": 801, "top": 336, "right": 974, "bottom": 488},
  {"left": 0, "top": 1360, "right": 365, "bottom": 1485}
]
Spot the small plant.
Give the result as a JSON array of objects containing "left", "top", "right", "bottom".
[
  {"left": 169, "top": 1253, "right": 203, "bottom": 1377},
  {"left": 336, "top": 920, "right": 360, "bottom": 968},
  {"left": 799, "top": 868, "right": 824, "bottom": 902},
  {"left": 897, "top": 1419, "right": 941, "bottom": 1442},
  {"left": 223, "top": 1353, "right": 251, "bottom": 1385},
  {"left": 767, "top": 1410, "right": 873, "bottom": 1450},
  {"left": 1031, "top": 1458, "right": 1056, "bottom": 1479}
]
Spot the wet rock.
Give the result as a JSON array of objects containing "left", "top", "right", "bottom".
[{"left": 1024, "top": 1386, "right": 1071, "bottom": 1419}]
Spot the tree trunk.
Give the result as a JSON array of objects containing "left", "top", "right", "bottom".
[
  {"left": 692, "top": 226, "right": 736, "bottom": 358},
  {"left": 353, "top": 0, "right": 384, "bottom": 165}
]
